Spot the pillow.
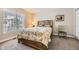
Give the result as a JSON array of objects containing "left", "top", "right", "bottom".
[
  {"left": 37, "top": 25, "right": 43, "bottom": 27},
  {"left": 44, "top": 25, "right": 50, "bottom": 27}
]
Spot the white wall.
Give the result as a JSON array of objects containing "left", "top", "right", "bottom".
[{"left": 27, "top": 8, "right": 76, "bottom": 36}]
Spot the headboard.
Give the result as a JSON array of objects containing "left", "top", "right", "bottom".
[
  {"left": 38, "top": 20, "right": 53, "bottom": 28},
  {"left": 38, "top": 20, "right": 53, "bottom": 37}
]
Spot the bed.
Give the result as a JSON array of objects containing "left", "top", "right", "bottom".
[{"left": 17, "top": 20, "right": 53, "bottom": 50}]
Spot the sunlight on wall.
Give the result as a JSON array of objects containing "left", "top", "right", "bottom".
[{"left": 27, "top": 12, "right": 37, "bottom": 27}]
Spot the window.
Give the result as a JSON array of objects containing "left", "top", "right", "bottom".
[{"left": 3, "top": 9, "right": 25, "bottom": 33}]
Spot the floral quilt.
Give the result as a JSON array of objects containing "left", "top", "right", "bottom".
[{"left": 17, "top": 27, "right": 52, "bottom": 47}]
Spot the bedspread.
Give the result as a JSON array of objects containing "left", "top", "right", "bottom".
[{"left": 17, "top": 27, "right": 52, "bottom": 47}]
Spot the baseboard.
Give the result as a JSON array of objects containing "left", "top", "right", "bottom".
[
  {"left": 75, "top": 36, "right": 79, "bottom": 40},
  {"left": 53, "top": 34, "right": 76, "bottom": 39},
  {"left": 0, "top": 36, "right": 16, "bottom": 44},
  {"left": 67, "top": 34, "right": 76, "bottom": 39}
]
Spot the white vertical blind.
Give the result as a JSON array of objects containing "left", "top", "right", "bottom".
[{"left": 3, "top": 9, "right": 25, "bottom": 33}]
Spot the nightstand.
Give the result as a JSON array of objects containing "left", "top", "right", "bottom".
[
  {"left": 58, "top": 31, "right": 67, "bottom": 37},
  {"left": 58, "top": 25, "right": 67, "bottom": 37}
]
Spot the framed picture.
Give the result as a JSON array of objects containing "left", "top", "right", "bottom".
[{"left": 55, "top": 15, "right": 64, "bottom": 21}]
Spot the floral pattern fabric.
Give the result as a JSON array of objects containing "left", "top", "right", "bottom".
[{"left": 17, "top": 27, "right": 52, "bottom": 47}]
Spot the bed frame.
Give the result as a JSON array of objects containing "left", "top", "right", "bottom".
[
  {"left": 18, "top": 38, "right": 48, "bottom": 50},
  {"left": 18, "top": 20, "right": 53, "bottom": 50}
]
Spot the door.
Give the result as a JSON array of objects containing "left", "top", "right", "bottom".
[{"left": 76, "top": 9, "right": 79, "bottom": 39}]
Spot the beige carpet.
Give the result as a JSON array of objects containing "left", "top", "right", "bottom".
[
  {"left": 49, "top": 36, "right": 79, "bottom": 50},
  {"left": 0, "top": 36, "right": 79, "bottom": 50},
  {"left": 0, "top": 39, "right": 34, "bottom": 50}
]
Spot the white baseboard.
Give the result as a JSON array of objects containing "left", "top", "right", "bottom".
[
  {"left": 0, "top": 36, "right": 16, "bottom": 43},
  {"left": 53, "top": 33, "right": 76, "bottom": 39},
  {"left": 67, "top": 34, "right": 76, "bottom": 38}
]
